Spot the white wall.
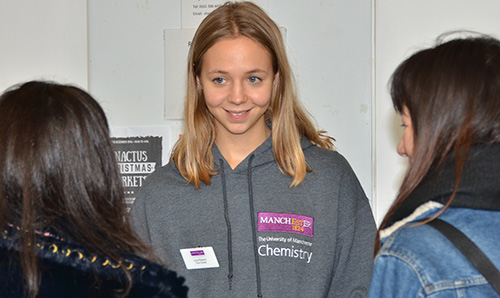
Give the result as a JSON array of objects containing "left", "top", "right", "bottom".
[
  {"left": 87, "top": 0, "right": 373, "bottom": 200},
  {"left": 0, "top": 0, "right": 88, "bottom": 92},
  {"left": 373, "top": 0, "right": 500, "bottom": 223},
  {"left": 3, "top": 1, "right": 500, "bottom": 225}
]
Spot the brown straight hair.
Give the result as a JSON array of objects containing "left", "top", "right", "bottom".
[{"left": 376, "top": 34, "right": 500, "bottom": 253}]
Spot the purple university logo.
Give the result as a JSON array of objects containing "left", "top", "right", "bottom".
[
  {"left": 190, "top": 250, "right": 205, "bottom": 256},
  {"left": 258, "top": 212, "right": 314, "bottom": 237}
]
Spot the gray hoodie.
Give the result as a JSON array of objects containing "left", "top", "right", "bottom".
[{"left": 131, "top": 136, "right": 376, "bottom": 297}]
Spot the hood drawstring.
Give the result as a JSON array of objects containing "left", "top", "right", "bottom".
[
  {"left": 247, "top": 154, "right": 263, "bottom": 297},
  {"left": 220, "top": 155, "right": 263, "bottom": 297},
  {"left": 219, "top": 159, "right": 233, "bottom": 290}
]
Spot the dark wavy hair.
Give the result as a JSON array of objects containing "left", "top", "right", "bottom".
[
  {"left": 0, "top": 81, "right": 153, "bottom": 297},
  {"left": 376, "top": 34, "right": 500, "bottom": 252}
]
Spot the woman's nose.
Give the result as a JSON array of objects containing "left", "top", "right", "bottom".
[
  {"left": 228, "top": 82, "right": 246, "bottom": 104},
  {"left": 397, "top": 137, "right": 407, "bottom": 157}
]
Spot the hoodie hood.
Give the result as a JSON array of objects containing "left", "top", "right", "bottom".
[{"left": 212, "top": 134, "right": 316, "bottom": 175}]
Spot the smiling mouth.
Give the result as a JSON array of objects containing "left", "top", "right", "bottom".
[{"left": 225, "top": 109, "right": 250, "bottom": 116}]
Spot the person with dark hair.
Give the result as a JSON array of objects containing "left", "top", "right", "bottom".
[
  {"left": 368, "top": 34, "right": 500, "bottom": 297},
  {"left": 0, "top": 81, "right": 188, "bottom": 298},
  {"left": 131, "top": 1, "right": 376, "bottom": 297}
]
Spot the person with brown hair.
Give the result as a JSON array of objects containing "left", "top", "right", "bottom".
[
  {"left": 0, "top": 81, "right": 188, "bottom": 297},
  {"left": 369, "top": 34, "right": 500, "bottom": 297},
  {"left": 131, "top": 2, "right": 375, "bottom": 297}
]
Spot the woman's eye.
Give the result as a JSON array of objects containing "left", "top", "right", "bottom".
[
  {"left": 248, "top": 76, "right": 261, "bottom": 83},
  {"left": 213, "top": 77, "right": 225, "bottom": 84}
]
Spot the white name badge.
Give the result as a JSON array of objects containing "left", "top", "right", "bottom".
[{"left": 180, "top": 246, "right": 220, "bottom": 270}]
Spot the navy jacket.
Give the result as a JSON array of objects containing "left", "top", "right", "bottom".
[{"left": 0, "top": 225, "right": 188, "bottom": 297}]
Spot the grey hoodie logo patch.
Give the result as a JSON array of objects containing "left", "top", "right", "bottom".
[{"left": 257, "top": 212, "right": 314, "bottom": 237}]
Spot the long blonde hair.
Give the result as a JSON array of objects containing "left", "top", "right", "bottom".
[{"left": 171, "top": 1, "right": 334, "bottom": 189}]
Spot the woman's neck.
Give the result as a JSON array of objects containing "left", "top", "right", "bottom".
[{"left": 215, "top": 126, "right": 271, "bottom": 169}]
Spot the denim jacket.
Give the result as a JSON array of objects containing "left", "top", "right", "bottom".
[
  {"left": 369, "top": 144, "right": 500, "bottom": 298},
  {"left": 368, "top": 203, "right": 500, "bottom": 297}
]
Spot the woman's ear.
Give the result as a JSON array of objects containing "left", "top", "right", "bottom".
[
  {"left": 273, "top": 72, "right": 280, "bottom": 85},
  {"left": 196, "top": 76, "right": 203, "bottom": 90}
]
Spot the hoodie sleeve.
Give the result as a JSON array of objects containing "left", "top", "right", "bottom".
[
  {"left": 130, "top": 183, "right": 153, "bottom": 245},
  {"left": 328, "top": 163, "right": 376, "bottom": 297}
]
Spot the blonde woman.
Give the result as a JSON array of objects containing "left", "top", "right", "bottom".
[{"left": 132, "top": 2, "right": 375, "bottom": 297}]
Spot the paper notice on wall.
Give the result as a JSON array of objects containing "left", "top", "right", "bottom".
[
  {"left": 181, "top": 0, "right": 269, "bottom": 29},
  {"left": 164, "top": 29, "right": 195, "bottom": 120},
  {"left": 110, "top": 126, "right": 173, "bottom": 210}
]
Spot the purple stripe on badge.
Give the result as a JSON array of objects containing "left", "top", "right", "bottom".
[
  {"left": 190, "top": 250, "right": 205, "bottom": 256},
  {"left": 258, "top": 212, "right": 314, "bottom": 237}
]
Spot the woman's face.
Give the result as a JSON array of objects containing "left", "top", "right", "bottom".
[
  {"left": 397, "top": 106, "right": 414, "bottom": 158},
  {"left": 198, "top": 36, "right": 278, "bottom": 144}
]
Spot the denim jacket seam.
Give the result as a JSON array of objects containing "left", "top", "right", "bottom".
[
  {"left": 422, "top": 276, "right": 489, "bottom": 294},
  {"left": 378, "top": 249, "right": 489, "bottom": 296},
  {"left": 380, "top": 223, "right": 492, "bottom": 296},
  {"left": 378, "top": 248, "right": 428, "bottom": 292}
]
